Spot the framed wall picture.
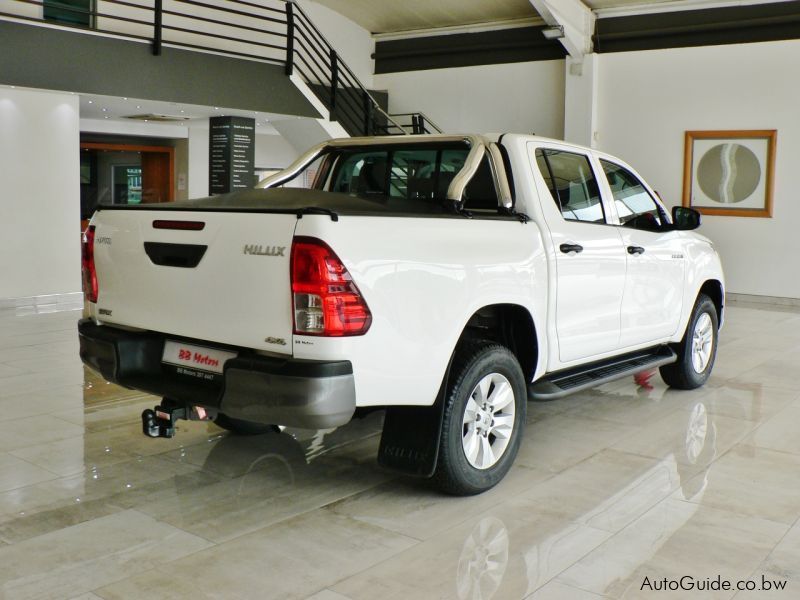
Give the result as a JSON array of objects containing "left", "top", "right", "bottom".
[{"left": 682, "top": 130, "right": 776, "bottom": 218}]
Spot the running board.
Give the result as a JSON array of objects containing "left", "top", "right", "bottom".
[{"left": 529, "top": 346, "right": 677, "bottom": 401}]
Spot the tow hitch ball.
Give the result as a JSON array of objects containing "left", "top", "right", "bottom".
[{"left": 141, "top": 402, "right": 213, "bottom": 438}]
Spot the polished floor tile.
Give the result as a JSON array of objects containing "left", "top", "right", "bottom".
[
  {"left": 332, "top": 497, "right": 613, "bottom": 599},
  {"left": 97, "top": 510, "right": 416, "bottom": 600},
  {"left": 0, "top": 303, "right": 798, "bottom": 598},
  {"left": 557, "top": 500, "right": 788, "bottom": 600},
  {"left": 0, "top": 509, "right": 211, "bottom": 599}
]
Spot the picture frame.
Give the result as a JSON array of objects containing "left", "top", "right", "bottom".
[{"left": 682, "top": 129, "right": 776, "bottom": 218}]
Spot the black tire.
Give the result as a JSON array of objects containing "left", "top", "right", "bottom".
[
  {"left": 660, "top": 293, "right": 718, "bottom": 390},
  {"left": 433, "top": 341, "right": 527, "bottom": 496},
  {"left": 214, "top": 413, "right": 279, "bottom": 436}
]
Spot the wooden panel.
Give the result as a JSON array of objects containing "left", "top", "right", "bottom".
[{"left": 140, "top": 150, "right": 175, "bottom": 203}]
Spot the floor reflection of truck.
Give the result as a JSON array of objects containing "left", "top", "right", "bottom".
[{"left": 455, "top": 394, "right": 716, "bottom": 599}]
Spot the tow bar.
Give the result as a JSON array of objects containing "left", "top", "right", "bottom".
[{"left": 141, "top": 400, "right": 214, "bottom": 438}]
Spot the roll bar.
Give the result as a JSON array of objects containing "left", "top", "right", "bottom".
[{"left": 256, "top": 135, "right": 512, "bottom": 208}]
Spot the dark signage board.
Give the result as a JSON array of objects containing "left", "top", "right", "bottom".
[{"left": 209, "top": 116, "right": 255, "bottom": 195}]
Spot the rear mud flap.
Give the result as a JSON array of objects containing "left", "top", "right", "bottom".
[
  {"left": 378, "top": 358, "right": 453, "bottom": 478},
  {"left": 378, "top": 402, "right": 446, "bottom": 478}
]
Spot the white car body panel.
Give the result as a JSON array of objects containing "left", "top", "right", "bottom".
[
  {"left": 85, "top": 133, "right": 725, "bottom": 413},
  {"left": 291, "top": 215, "right": 548, "bottom": 407},
  {"left": 91, "top": 210, "right": 296, "bottom": 355}
]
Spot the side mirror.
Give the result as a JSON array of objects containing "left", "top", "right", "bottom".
[{"left": 672, "top": 206, "right": 701, "bottom": 231}]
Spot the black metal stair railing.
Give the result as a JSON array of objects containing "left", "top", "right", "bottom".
[
  {"left": 385, "top": 112, "right": 444, "bottom": 135},
  {"left": 286, "top": 1, "right": 441, "bottom": 136},
  {"left": 1, "top": 0, "right": 442, "bottom": 136}
]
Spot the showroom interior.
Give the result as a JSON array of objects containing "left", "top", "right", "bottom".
[{"left": 1, "top": 0, "right": 800, "bottom": 598}]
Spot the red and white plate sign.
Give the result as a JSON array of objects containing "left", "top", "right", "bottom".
[{"left": 162, "top": 341, "right": 237, "bottom": 374}]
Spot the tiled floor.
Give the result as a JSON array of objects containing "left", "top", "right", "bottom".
[{"left": 0, "top": 303, "right": 798, "bottom": 599}]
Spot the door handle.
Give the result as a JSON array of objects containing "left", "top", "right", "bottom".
[
  {"left": 627, "top": 245, "right": 645, "bottom": 255},
  {"left": 559, "top": 243, "right": 583, "bottom": 254}
]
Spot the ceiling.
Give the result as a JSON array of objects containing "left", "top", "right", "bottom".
[
  {"left": 76, "top": 93, "right": 304, "bottom": 135},
  {"left": 311, "top": 0, "right": 749, "bottom": 34},
  {"left": 313, "top": 0, "right": 539, "bottom": 34}
]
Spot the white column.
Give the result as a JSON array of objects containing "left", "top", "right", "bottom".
[
  {"left": 564, "top": 53, "right": 599, "bottom": 148},
  {"left": 0, "top": 87, "right": 81, "bottom": 299},
  {"left": 187, "top": 119, "right": 209, "bottom": 199}
]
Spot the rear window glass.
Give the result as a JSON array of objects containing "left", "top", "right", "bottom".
[{"left": 326, "top": 146, "right": 485, "bottom": 205}]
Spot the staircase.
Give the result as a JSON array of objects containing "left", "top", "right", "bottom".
[
  {"left": 0, "top": 0, "right": 440, "bottom": 138},
  {"left": 285, "top": 2, "right": 442, "bottom": 137}
]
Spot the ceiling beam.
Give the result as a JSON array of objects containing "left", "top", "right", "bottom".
[{"left": 529, "top": 0, "right": 595, "bottom": 58}]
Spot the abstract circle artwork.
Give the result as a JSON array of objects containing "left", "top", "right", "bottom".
[{"left": 696, "top": 143, "right": 761, "bottom": 204}]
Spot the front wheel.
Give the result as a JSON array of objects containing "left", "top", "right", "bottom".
[
  {"left": 660, "top": 293, "right": 719, "bottom": 390},
  {"left": 433, "top": 341, "right": 526, "bottom": 496}
]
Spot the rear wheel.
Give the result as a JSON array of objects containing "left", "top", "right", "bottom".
[
  {"left": 660, "top": 293, "right": 718, "bottom": 390},
  {"left": 433, "top": 341, "right": 526, "bottom": 496},
  {"left": 214, "top": 413, "right": 279, "bottom": 436}
]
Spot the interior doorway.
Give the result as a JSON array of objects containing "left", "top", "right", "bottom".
[{"left": 80, "top": 142, "right": 175, "bottom": 229}]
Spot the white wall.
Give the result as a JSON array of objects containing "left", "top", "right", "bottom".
[
  {"left": 187, "top": 119, "right": 209, "bottom": 199},
  {"left": 255, "top": 133, "right": 299, "bottom": 168},
  {"left": 0, "top": 88, "right": 81, "bottom": 299},
  {"left": 374, "top": 60, "right": 566, "bottom": 138},
  {"left": 596, "top": 39, "right": 800, "bottom": 299},
  {"left": 297, "top": 0, "right": 375, "bottom": 88}
]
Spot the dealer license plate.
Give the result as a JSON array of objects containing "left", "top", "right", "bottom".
[{"left": 162, "top": 341, "right": 237, "bottom": 375}]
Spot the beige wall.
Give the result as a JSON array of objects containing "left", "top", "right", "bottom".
[
  {"left": 596, "top": 39, "right": 800, "bottom": 298},
  {"left": 374, "top": 60, "right": 566, "bottom": 140}
]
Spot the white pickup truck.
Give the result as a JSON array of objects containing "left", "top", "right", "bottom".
[{"left": 79, "top": 134, "right": 724, "bottom": 495}]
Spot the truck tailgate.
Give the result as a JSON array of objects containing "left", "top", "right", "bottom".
[{"left": 91, "top": 209, "right": 296, "bottom": 355}]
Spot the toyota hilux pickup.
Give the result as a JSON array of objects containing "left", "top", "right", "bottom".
[{"left": 78, "top": 134, "right": 724, "bottom": 495}]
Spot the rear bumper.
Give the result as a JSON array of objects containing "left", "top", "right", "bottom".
[{"left": 78, "top": 319, "right": 355, "bottom": 429}]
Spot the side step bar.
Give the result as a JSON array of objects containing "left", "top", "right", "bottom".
[{"left": 529, "top": 346, "right": 677, "bottom": 401}]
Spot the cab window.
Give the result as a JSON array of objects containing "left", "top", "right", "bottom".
[
  {"left": 535, "top": 149, "right": 605, "bottom": 223},
  {"left": 329, "top": 146, "right": 470, "bottom": 202},
  {"left": 327, "top": 146, "right": 500, "bottom": 212},
  {"left": 600, "top": 160, "right": 664, "bottom": 230}
]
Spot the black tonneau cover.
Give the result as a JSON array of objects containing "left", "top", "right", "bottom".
[{"left": 97, "top": 187, "right": 451, "bottom": 218}]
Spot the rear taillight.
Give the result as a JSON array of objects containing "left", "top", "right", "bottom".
[
  {"left": 291, "top": 237, "right": 371, "bottom": 336},
  {"left": 82, "top": 225, "right": 98, "bottom": 303}
]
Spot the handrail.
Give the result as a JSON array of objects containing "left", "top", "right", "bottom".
[
  {"left": 389, "top": 112, "right": 444, "bottom": 134},
  {"left": 290, "top": 4, "right": 410, "bottom": 135},
  {"left": 4, "top": 0, "right": 442, "bottom": 136}
]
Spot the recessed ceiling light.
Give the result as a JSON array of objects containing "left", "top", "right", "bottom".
[
  {"left": 180, "top": 110, "right": 185, "bottom": 113},
  {"left": 136, "top": 105, "right": 141, "bottom": 109},
  {"left": 88, "top": 100, "right": 93, "bottom": 104},
  {"left": 214, "top": 107, "right": 220, "bottom": 110},
  {"left": 102, "top": 108, "right": 107, "bottom": 112},
  {"left": 122, "top": 97, "right": 128, "bottom": 100}
]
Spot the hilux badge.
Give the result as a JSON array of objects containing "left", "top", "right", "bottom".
[{"left": 243, "top": 244, "right": 286, "bottom": 257}]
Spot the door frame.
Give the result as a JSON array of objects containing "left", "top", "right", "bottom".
[{"left": 80, "top": 142, "right": 175, "bottom": 202}]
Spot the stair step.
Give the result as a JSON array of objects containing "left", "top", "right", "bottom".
[{"left": 529, "top": 346, "right": 677, "bottom": 401}]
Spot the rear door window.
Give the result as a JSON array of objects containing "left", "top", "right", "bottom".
[{"left": 535, "top": 149, "right": 605, "bottom": 223}]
